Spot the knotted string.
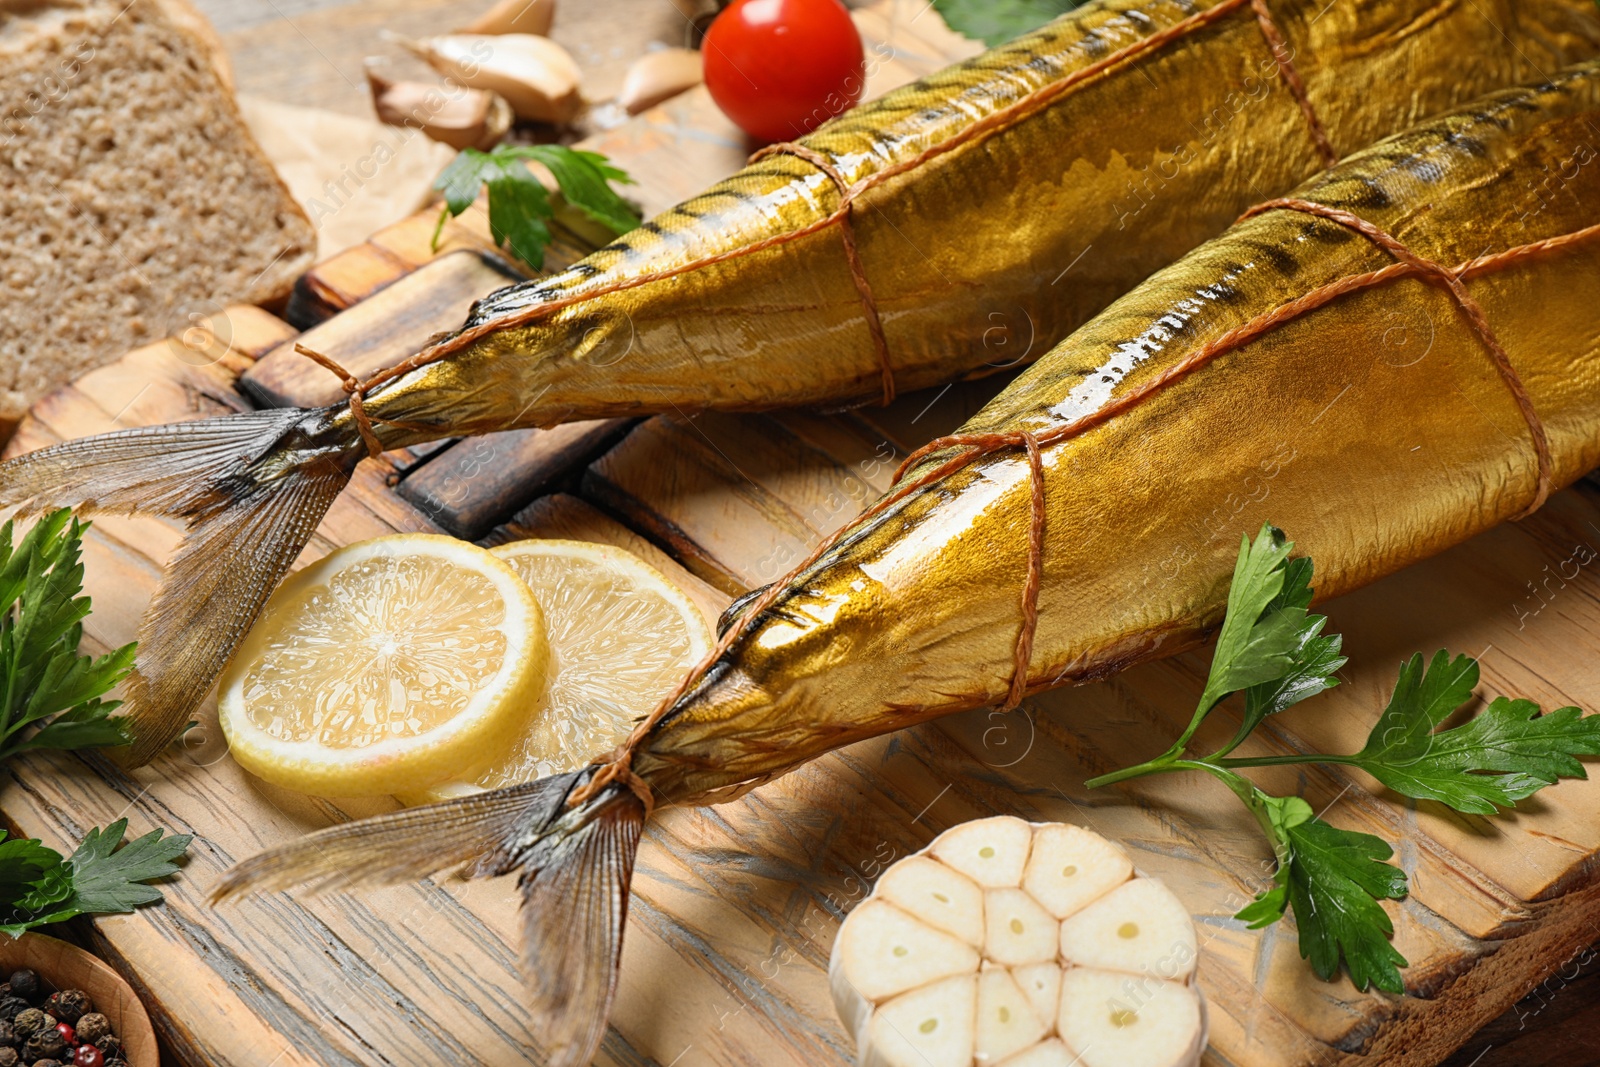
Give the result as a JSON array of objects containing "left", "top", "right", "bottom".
[
  {"left": 748, "top": 141, "right": 896, "bottom": 405},
  {"left": 1236, "top": 198, "right": 1553, "bottom": 514}
]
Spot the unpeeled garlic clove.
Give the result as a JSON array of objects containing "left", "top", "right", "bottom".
[
  {"left": 617, "top": 47, "right": 703, "bottom": 115},
  {"left": 464, "top": 0, "right": 555, "bottom": 37},
  {"left": 393, "top": 32, "right": 583, "bottom": 125},
  {"left": 366, "top": 62, "right": 514, "bottom": 150}
]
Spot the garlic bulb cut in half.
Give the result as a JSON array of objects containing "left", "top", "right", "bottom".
[{"left": 830, "top": 817, "right": 1206, "bottom": 1067}]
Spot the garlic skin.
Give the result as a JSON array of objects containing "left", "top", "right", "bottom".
[
  {"left": 830, "top": 818, "right": 1208, "bottom": 1067},
  {"left": 617, "top": 48, "right": 703, "bottom": 115},
  {"left": 365, "top": 63, "right": 513, "bottom": 151},
  {"left": 396, "top": 33, "right": 583, "bottom": 125},
  {"left": 464, "top": 0, "right": 556, "bottom": 36}
]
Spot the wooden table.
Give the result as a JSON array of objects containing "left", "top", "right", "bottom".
[{"left": 5, "top": 3, "right": 1600, "bottom": 1065}]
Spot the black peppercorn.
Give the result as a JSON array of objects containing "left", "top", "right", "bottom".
[
  {"left": 3, "top": 977, "right": 32, "bottom": 1006},
  {"left": 0, "top": 1022, "right": 13, "bottom": 1050},
  {"left": 10, "top": 1011, "right": 44, "bottom": 1040},
  {"left": 91, "top": 1036, "right": 121, "bottom": 1060},
  {"left": 0, "top": 1048, "right": 15, "bottom": 1067},
  {"left": 0, "top": 1004, "right": 26, "bottom": 1027},
  {"left": 20, "top": 1026, "right": 65, "bottom": 1062},
  {"left": 40, "top": 994, "right": 86, "bottom": 1027},
  {"left": 71, "top": 1016, "right": 108, "bottom": 1048},
  {"left": 4, "top": 974, "right": 36, "bottom": 1005},
  {"left": 31, "top": 1061, "right": 60, "bottom": 1067}
]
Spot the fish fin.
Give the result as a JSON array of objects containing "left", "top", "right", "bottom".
[
  {"left": 0, "top": 409, "right": 362, "bottom": 764},
  {"left": 211, "top": 774, "right": 580, "bottom": 898},
  {"left": 214, "top": 772, "right": 646, "bottom": 1067},
  {"left": 0, "top": 411, "right": 307, "bottom": 516},
  {"left": 515, "top": 788, "right": 644, "bottom": 1067}
]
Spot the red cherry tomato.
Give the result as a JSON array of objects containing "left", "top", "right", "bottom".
[{"left": 702, "top": 0, "right": 866, "bottom": 143}]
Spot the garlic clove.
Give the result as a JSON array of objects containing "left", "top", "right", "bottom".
[
  {"left": 1055, "top": 968, "right": 1204, "bottom": 1067},
  {"left": 1010, "top": 963, "right": 1062, "bottom": 1029},
  {"left": 395, "top": 33, "right": 582, "bottom": 125},
  {"left": 835, "top": 898, "right": 982, "bottom": 1003},
  {"left": 1022, "top": 822, "right": 1134, "bottom": 919},
  {"left": 464, "top": 0, "right": 555, "bottom": 36},
  {"left": 929, "top": 816, "right": 1033, "bottom": 888},
  {"left": 866, "top": 975, "right": 977, "bottom": 1067},
  {"left": 981, "top": 888, "right": 1057, "bottom": 967},
  {"left": 1058, "top": 878, "right": 1198, "bottom": 981},
  {"left": 877, "top": 855, "right": 985, "bottom": 948},
  {"left": 995, "top": 1039, "right": 1081, "bottom": 1067},
  {"left": 974, "top": 969, "right": 1049, "bottom": 1065},
  {"left": 366, "top": 63, "right": 513, "bottom": 151},
  {"left": 617, "top": 47, "right": 703, "bottom": 115}
]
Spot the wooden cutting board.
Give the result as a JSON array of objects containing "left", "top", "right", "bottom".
[{"left": 3, "top": 4, "right": 1599, "bottom": 1065}]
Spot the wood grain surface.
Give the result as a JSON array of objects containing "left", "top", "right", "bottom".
[{"left": 3, "top": 3, "right": 1600, "bottom": 1066}]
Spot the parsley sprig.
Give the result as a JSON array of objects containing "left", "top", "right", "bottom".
[
  {"left": 431, "top": 144, "right": 641, "bottom": 272},
  {"left": 1086, "top": 524, "right": 1600, "bottom": 994},
  {"left": 0, "top": 820, "right": 191, "bottom": 937},
  {"left": 930, "top": 0, "right": 1086, "bottom": 47},
  {"left": 0, "top": 510, "right": 136, "bottom": 761}
]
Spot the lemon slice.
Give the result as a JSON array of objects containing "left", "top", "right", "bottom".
[
  {"left": 412, "top": 538, "right": 713, "bottom": 802},
  {"left": 218, "top": 534, "right": 547, "bottom": 798}
]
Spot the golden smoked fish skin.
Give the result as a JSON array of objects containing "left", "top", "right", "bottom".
[
  {"left": 351, "top": 0, "right": 1600, "bottom": 440},
  {"left": 216, "top": 66, "right": 1600, "bottom": 1067},
  {"left": 628, "top": 61, "right": 1600, "bottom": 804}
]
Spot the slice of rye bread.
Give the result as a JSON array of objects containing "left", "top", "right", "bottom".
[{"left": 0, "top": 0, "right": 315, "bottom": 430}]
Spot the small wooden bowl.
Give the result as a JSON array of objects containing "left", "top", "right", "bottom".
[{"left": 0, "top": 933, "right": 158, "bottom": 1065}]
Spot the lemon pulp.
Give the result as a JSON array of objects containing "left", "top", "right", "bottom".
[
  {"left": 415, "top": 539, "right": 711, "bottom": 800},
  {"left": 219, "top": 534, "right": 546, "bottom": 798}
]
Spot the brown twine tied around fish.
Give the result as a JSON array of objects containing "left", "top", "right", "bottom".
[
  {"left": 299, "top": 0, "right": 1330, "bottom": 456},
  {"left": 292, "top": 344, "right": 442, "bottom": 460},
  {"left": 569, "top": 210, "right": 1600, "bottom": 813},
  {"left": 1249, "top": 0, "right": 1337, "bottom": 168},
  {"left": 742, "top": 0, "right": 1331, "bottom": 406},
  {"left": 747, "top": 141, "right": 897, "bottom": 405},
  {"left": 1236, "top": 198, "right": 1554, "bottom": 515}
]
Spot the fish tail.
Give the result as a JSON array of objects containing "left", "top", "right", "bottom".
[
  {"left": 0, "top": 408, "right": 362, "bottom": 764},
  {"left": 212, "top": 770, "right": 647, "bottom": 1067}
]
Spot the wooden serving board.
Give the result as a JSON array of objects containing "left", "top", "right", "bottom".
[{"left": 3, "top": 4, "right": 1599, "bottom": 1065}]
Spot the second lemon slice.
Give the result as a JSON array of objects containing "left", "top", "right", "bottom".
[
  {"left": 415, "top": 538, "right": 713, "bottom": 802},
  {"left": 218, "top": 534, "right": 547, "bottom": 798}
]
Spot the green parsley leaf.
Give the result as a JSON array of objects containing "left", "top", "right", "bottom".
[
  {"left": 0, "top": 511, "right": 134, "bottom": 763},
  {"left": 0, "top": 833, "right": 64, "bottom": 916},
  {"left": 1198, "top": 525, "right": 1306, "bottom": 714},
  {"left": 1355, "top": 692, "right": 1600, "bottom": 815},
  {"left": 64, "top": 819, "right": 192, "bottom": 915},
  {"left": 435, "top": 148, "right": 490, "bottom": 216},
  {"left": 510, "top": 146, "right": 640, "bottom": 235},
  {"left": 931, "top": 0, "right": 1084, "bottom": 47},
  {"left": 430, "top": 145, "right": 640, "bottom": 272},
  {"left": 1224, "top": 555, "right": 1345, "bottom": 751},
  {"left": 1355, "top": 651, "right": 1479, "bottom": 767},
  {"left": 1225, "top": 786, "right": 1409, "bottom": 993},
  {"left": 485, "top": 159, "right": 555, "bottom": 272},
  {"left": 0, "top": 822, "right": 191, "bottom": 938},
  {"left": 1282, "top": 815, "right": 1409, "bottom": 993}
]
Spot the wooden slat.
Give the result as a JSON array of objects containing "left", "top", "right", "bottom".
[
  {"left": 396, "top": 419, "right": 634, "bottom": 540},
  {"left": 245, "top": 250, "right": 523, "bottom": 409}
]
